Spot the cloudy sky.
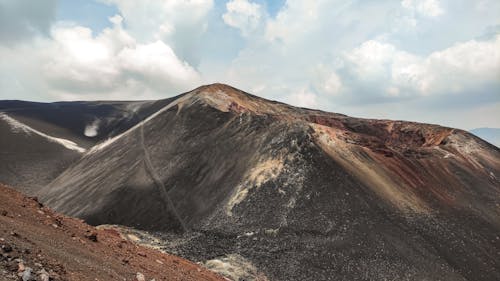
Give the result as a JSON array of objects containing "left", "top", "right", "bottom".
[{"left": 0, "top": 0, "right": 499, "bottom": 129}]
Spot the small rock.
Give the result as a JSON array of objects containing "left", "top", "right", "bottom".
[
  {"left": 137, "top": 252, "right": 147, "bottom": 257},
  {"left": 155, "top": 259, "right": 163, "bottom": 264},
  {"left": 18, "top": 262, "right": 25, "bottom": 272},
  {"left": 1, "top": 210, "right": 7, "bottom": 216},
  {"left": 21, "top": 267, "right": 33, "bottom": 281},
  {"left": 38, "top": 269, "right": 50, "bottom": 281},
  {"left": 84, "top": 232, "right": 98, "bottom": 242},
  {"left": 31, "top": 197, "right": 43, "bottom": 208},
  {"left": 54, "top": 217, "right": 63, "bottom": 227},
  {"left": 136, "top": 272, "right": 146, "bottom": 281},
  {"left": 49, "top": 270, "right": 61, "bottom": 280},
  {"left": 2, "top": 244, "right": 12, "bottom": 253}
]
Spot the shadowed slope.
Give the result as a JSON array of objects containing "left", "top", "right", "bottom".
[
  {"left": 0, "top": 98, "right": 176, "bottom": 193},
  {"left": 0, "top": 98, "right": 175, "bottom": 148},
  {"left": 0, "top": 113, "right": 82, "bottom": 194}
]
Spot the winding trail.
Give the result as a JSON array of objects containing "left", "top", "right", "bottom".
[{"left": 139, "top": 118, "right": 189, "bottom": 233}]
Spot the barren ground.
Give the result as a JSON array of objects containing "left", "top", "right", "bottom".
[{"left": 0, "top": 183, "right": 224, "bottom": 281}]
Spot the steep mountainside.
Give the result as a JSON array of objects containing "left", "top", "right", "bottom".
[
  {"left": 30, "top": 84, "right": 500, "bottom": 281},
  {"left": 0, "top": 98, "right": 173, "bottom": 193},
  {"left": 0, "top": 99, "right": 175, "bottom": 148},
  {"left": 0, "top": 113, "right": 83, "bottom": 194}
]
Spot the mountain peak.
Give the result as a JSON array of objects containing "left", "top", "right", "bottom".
[
  {"left": 185, "top": 84, "right": 461, "bottom": 152},
  {"left": 195, "top": 83, "right": 241, "bottom": 94},
  {"left": 190, "top": 83, "right": 276, "bottom": 115}
]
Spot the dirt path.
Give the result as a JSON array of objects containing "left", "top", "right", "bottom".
[{"left": 139, "top": 122, "right": 189, "bottom": 233}]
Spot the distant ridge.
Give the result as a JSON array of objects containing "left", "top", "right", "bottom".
[{"left": 470, "top": 127, "right": 500, "bottom": 147}]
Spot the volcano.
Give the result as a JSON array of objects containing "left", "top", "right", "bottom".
[{"left": 1, "top": 84, "right": 499, "bottom": 281}]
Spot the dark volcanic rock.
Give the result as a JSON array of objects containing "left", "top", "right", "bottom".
[
  {"left": 0, "top": 98, "right": 174, "bottom": 194},
  {"left": 2, "top": 84, "right": 500, "bottom": 280},
  {"left": 0, "top": 113, "right": 82, "bottom": 194}
]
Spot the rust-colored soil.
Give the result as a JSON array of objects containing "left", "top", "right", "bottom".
[{"left": 0, "top": 183, "right": 224, "bottom": 281}]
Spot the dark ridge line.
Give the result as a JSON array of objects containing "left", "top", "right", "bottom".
[
  {"left": 0, "top": 108, "right": 37, "bottom": 112},
  {"left": 139, "top": 121, "right": 189, "bottom": 233}
]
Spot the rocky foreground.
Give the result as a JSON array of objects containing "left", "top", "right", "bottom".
[{"left": 0, "top": 184, "right": 224, "bottom": 281}]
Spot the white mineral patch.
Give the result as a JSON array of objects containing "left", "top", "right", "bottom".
[
  {"left": 0, "top": 113, "right": 86, "bottom": 153},
  {"left": 203, "top": 254, "right": 266, "bottom": 281},
  {"left": 226, "top": 157, "right": 284, "bottom": 216},
  {"left": 199, "top": 90, "right": 232, "bottom": 112}
]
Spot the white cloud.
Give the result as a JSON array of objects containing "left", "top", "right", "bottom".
[
  {"left": 401, "top": 0, "right": 444, "bottom": 17},
  {"left": 223, "top": 0, "right": 263, "bottom": 36},
  {"left": 341, "top": 35, "right": 500, "bottom": 96},
  {"left": 312, "top": 64, "right": 343, "bottom": 96},
  {"left": 101, "top": 0, "right": 213, "bottom": 40},
  {"left": 286, "top": 88, "right": 318, "bottom": 109},
  {"left": 1, "top": 16, "right": 200, "bottom": 101},
  {"left": 118, "top": 41, "right": 200, "bottom": 86},
  {"left": 221, "top": 0, "right": 499, "bottom": 128},
  {"left": 100, "top": 0, "right": 214, "bottom": 65},
  {"left": 344, "top": 40, "right": 401, "bottom": 80},
  {"left": 0, "top": 0, "right": 57, "bottom": 44},
  {"left": 1, "top": 0, "right": 500, "bottom": 130},
  {"left": 414, "top": 35, "right": 500, "bottom": 94},
  {"left": 265, "top": 0, "right": 325, "bottom": 43}
]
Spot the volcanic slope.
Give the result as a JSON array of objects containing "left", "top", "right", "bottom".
[
  {"left": 0, "top": 98, "right": 173, "bottom": 194},
  {"left": 0, "top": 113, "right": 83, "bottom": 194},
  {"left": 0, "top": 183, "right": 224, "bottom": 281},
  {"left": 38, "top": 84, "right": 500, "bottom": 281}
]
